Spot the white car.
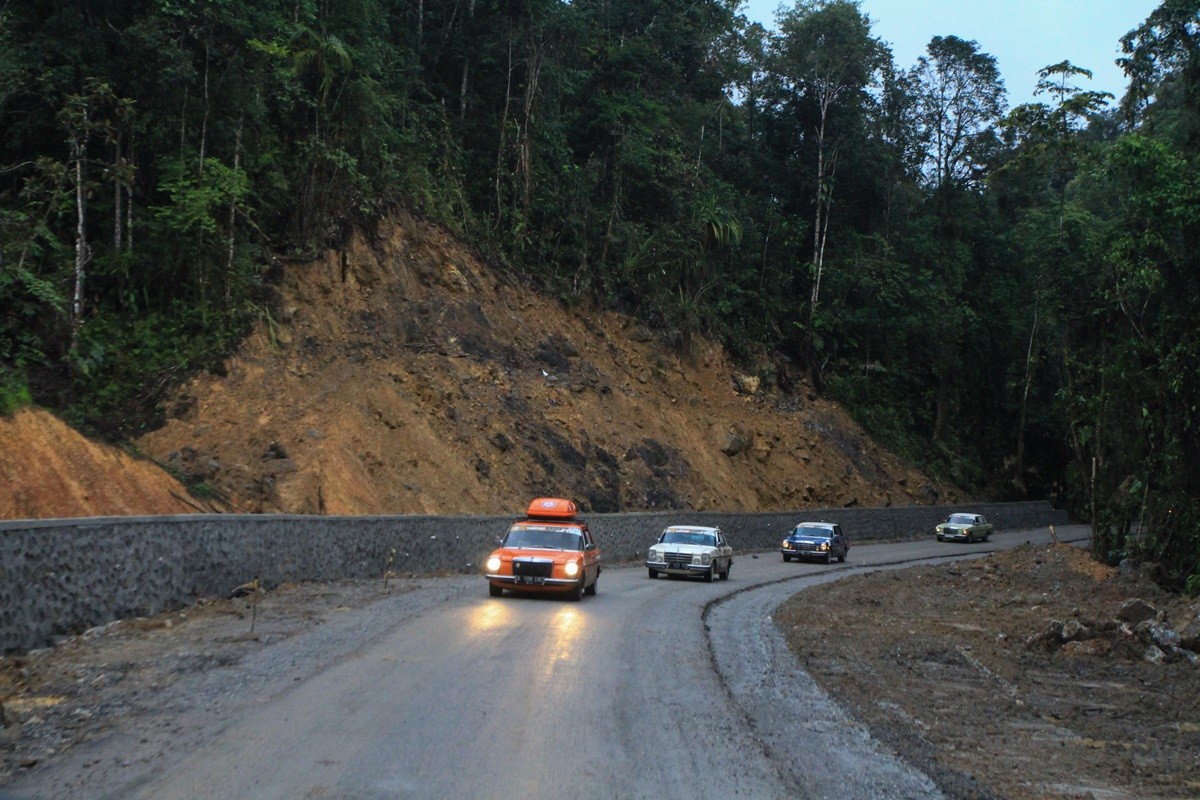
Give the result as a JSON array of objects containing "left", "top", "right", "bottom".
[{"left": 645, "top": 525, "right": 732, "bottom": 582}]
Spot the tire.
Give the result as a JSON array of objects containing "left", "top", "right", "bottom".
[
  {"left": 782, "top": 554, "right": 791, "bottom": 562},
  {"left": 720, "top": 561, "right": 730, "bottom": 580},
  {"left": 648, "top": 568, "right": 658, "bottom": 579},
  {"left": 705, "top": 565, "right": 716, "bottom": 583},
  {"left": 824, "top": 553, "right": 832, "bottom": 564},
  {"left": 838, "top": 551, "right": 846, "bottom": 563},
  {"left": 585, "top": 576, "right": 597, "bottom": 596},
  {"left": 936, "top": 535, "right": 944, "bottom": 542},
  {"left": 569, "top": 577, "right": 585, "bottom": 601},
  {"left": 488, "top": 583, "right": 503, "bottom": 598}
]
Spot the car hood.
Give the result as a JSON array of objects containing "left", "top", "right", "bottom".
[
  {"left": 787, "top": 536, "right": 831, "bottom": 545},
  {"left": 938, "top": 523, "right": 974, "bottom": 529},
  {"left": 655, "top": 543, "right": 716, "bottom": 554},
  {"left": 493, "top": 547, "right": 575, "bottom": 562}
]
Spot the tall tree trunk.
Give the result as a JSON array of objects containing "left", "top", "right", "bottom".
[
  {"left": 495, "top": 33, "right": 514, "bottom": 226},
  {"left": 225, "top": 121, "right": 243, "bottom": 301},
  {"left": 71, "top": 127, "right": 88, "bottom": 353},
  {"left": 1015, "top": 297, "right": 1039, "bottom": 491},
  {"left": 113, "top": 130, "right": 123, "bottom": 254},
  {"left": 518, "top": 39, "right": 540, "bottom": 218},
  {"left": 458, "top": 0, "right": 476, "bottom": 120}
]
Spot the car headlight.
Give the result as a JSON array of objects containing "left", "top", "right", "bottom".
[
  {"left": 486, "top": 555, "right": 502, "bottom": 572},
  {"left": 649, "top": 548, "right": 662, "bottom": 560},
  {"left": 564, "top": 560, "right": 580, "bottom": 577},
  {"left": 782, "top": 540, "right": 791, "bottom": 548},
  {"left": 818, "top": 542, "right": 829, "bottom": 551}
]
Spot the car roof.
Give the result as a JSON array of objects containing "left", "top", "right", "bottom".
[
  {"left": 664, "top": 525, "right": 719, "bottom": 534},
  {"left": 795, "top": 521, "right": 836, "bottom": 528}
]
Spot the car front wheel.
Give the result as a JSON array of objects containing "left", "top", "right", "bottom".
[
  {"left": 489, "top": 583, "right": 503, "bottom": 598},
  {"left": 782, "top": 553, "right": 791, "bottom": 562},
  {"left": 705, "top": 565, "right": 716, "bottom": 582},
  {"left": 648, "top": 568, "right": 658, "bottom": 579}
]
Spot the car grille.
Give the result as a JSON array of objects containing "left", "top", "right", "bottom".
[
  {"left": 512, "top": 559, "right": 553, "bottom": 578},
  {"left": 663, "top": 550, "right": 693, "bottom": 566},
  {"left": 794, "top": 542, "right": 822, "bottom": 552}
]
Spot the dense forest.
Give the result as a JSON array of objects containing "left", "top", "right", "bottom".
[{"left": 0, "top": 0, "right": 1196, "bottom": 590}]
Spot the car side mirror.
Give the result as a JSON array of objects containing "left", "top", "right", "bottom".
[{"left": 585, "top": 542, "right": 596, "bottom": 551}]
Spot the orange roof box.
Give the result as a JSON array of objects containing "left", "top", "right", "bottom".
[{"left": 526, "top": 497, "right": 578, "bottom": 519}]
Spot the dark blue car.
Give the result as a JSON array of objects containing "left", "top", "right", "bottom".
[{"left": 781, "top": 522, "right": 849, "bottom": 564}]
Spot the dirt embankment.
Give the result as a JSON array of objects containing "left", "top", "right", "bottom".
[
  {"left": 2, "top": 212, "right": 961, "bottom": 521},
  {"left": 0, "top": 409, "right": 214, "bottom": 520},
  {"left": 779, "top": 543, "right": 1200, "bottom": 800}
]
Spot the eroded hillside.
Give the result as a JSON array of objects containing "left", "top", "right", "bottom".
[
  {"left": 130, "top": 213, "right": 959, "bottom": 516},
  {"left": 0, "top": 409, "right": 214, "bottom": 519}
]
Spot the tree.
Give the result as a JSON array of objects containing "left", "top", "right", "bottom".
[
  {"left": 913, "top": 35, "right": 1006, "bottom": 189},
  {"left": 1118, "top": 0, "right": 1200, "bottom": 146},
  {"left": 772, "top": 0, "right": 883, "bottom": 381}
]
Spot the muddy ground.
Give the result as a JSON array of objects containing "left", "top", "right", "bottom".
[{"left": 2, "top": 542, "right": 1197, "bottom": 798}]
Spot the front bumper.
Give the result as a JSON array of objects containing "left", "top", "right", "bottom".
[
  {"left": 780, "top": 547, "right": 832, "bottom": 560},
  {"left": 645, "top": 559, "right": 711, "bottom": 574},
  {"left": 937, "top": 529, "right": 972, "bottom": 541},
  {"left": 486, "top": 573, "right": 579, "bottom": 588}
]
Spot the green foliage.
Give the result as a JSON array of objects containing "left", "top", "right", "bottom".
[{"left": 0, "top": 369, "right": 33, "bottom": 415}]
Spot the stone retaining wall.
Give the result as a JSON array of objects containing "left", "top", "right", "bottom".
[{"left": 0, "top": 501, "right": 1067, "bottom": 653}]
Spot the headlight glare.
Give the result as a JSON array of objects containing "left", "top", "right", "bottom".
[
  {"left": 564, "top": 560, "right": 580, "bottom": 577},
  {"left": 486, "top": 555, "right": 502, "bottom": 572}
]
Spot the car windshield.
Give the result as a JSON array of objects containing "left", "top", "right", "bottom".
[
  {"left": 660, "top": 530, "right": 717, "bottom": 547},
  {"left": 503, "top": 525, "right": 583, "bottom": 551},
  {"left": 948, "top": 514, "right": 977, "bottom": 525},
  {"left": 792, "top": 526, "right": 832, "bottom": 539}
]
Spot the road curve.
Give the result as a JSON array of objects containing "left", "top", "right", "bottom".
[{"left": 6, "top": 525, "right": 1086, "bottom": 800}]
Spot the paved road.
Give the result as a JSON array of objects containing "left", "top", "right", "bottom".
[{"left": 7, "top": 524, "right": 1087, "bottom": 800}]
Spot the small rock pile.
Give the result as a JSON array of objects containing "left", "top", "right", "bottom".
[{"left": 1028, "top": 596, "right": 1200, "bottom": 665}]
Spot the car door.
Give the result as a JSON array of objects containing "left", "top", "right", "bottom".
[
  {"left": 717, "top": 532, "right": 732, "bottom": 569},
  {"left": 581, "top": 527, "right": 601, "bottom": 582},
  {"left": 833, "top": 525, "right": 848, "bottom": 558}
]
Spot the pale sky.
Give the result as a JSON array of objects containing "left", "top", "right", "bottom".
[{"left": 739, "top": 0, "right": 1162, "bottom": 108}]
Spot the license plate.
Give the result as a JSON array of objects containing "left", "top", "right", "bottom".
[
  {"left": 515, "top": 576, "right": 545, "bottom": 585},
  {"left": 669, "top": 562, "right": 687, "bottom": 570}
]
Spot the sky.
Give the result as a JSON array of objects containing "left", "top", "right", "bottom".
[{"left": 739, "top": 0, "right": 1163, "bottom": 109}]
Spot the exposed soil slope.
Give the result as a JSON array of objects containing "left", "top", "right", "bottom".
[
  {"left": 132, "top": 212, "right": 959, "bottom": 516},
  {"left": 0, "top": 409, "right": 214, "bottom": 520}
]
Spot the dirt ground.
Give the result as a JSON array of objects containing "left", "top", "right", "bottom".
[
  {"left": 2, "top": 542, "right": 1196, "bottom": 797},
  {"left": 777, "top": 543, "right": 1200, "bottom": 799}
]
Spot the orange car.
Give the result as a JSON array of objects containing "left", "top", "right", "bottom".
[{"left": 485, "top": 498, "right": 601, "bottom": 600}]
